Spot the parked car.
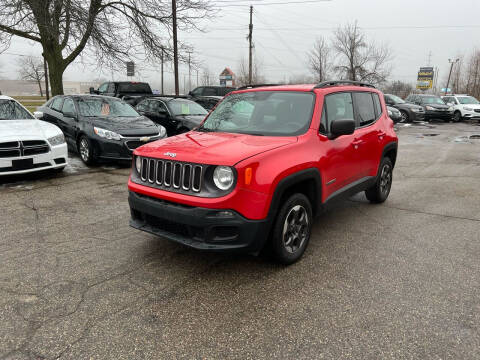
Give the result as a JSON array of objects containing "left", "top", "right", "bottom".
[
  {"left": 188, "top": 86, "right": 235, "bottom": 98},
  {"left": 89, "top": 81, "right": 153, "bottom": 106},
  {"left": 387, "top": 106, "right": 402, "bottom": 123},
  {"left": 128, "top": 81, "right": 398, "bottom": 264},
  {"left": 192, "top": 96, "right": 223, "bottom": 111},
  {"left": 405, "top": 94, "right": 453, "bottom": 121},
  {"left": 35, "top": 95, "right": 166, "bottom": 165},
  {"left": 441, "top": 94, "right": 480, "bottom": 122},
  {"left": 136, "top": 96, "right": 208, "bottom": 136},
  {"left": 384, "top": 94, "right": 425, "bottom": 123},
  {"left": 0, "top": 95, "right": 67, "bottom": 176}
]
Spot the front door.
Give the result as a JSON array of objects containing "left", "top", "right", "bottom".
[{"left": 59, "top": 97, "right": 78, "bottom": 147}]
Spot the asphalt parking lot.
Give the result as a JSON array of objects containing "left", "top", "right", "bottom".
[{"left": 1, "top": 121, "right": 480, "bottom": 360}]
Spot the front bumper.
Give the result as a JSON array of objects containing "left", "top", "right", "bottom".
[
  {"left": 0, "top": 143, "right": 68, "bottom": 176},
  {"left": 96, "top": 135, "right": 164, "bottom": 161},
  {"left": 425, "top": 110, "right": 453, "bottom": 121},
  {"left": 462, "top": 110, "right": 480, "bottom": 119},
  {"left": 128, "top": 191, "right": 270, "bottom": 252}
]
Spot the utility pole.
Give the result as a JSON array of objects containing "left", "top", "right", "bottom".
[
  {"left": 188, "top": 51, "right": 192, "bottom": 93},
  {"left": 172, "top": 0, "right": 179, "bottom": 95},
  {"left": 160, "top": 48, "right": 164, "bottom": 95},
  {"left": 42, "top": 55, "right": 49, "bottom": 100},
  {"left": 196, "top": 69, "right": 199, "bottom": 88},
  {"left": 445, "top": 58, "right": 459, "bottom": 95},
  {"left": 248, "top": 5, "right": 253, "bottom": 84}
]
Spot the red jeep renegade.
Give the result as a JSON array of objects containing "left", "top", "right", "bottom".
[{"left": 128, "top": 81, "right": 398, "bottom": 264}]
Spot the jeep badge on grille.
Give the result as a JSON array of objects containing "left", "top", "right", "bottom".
[{"left": 163, "top": 152, "right": 176, "bottom": 158}]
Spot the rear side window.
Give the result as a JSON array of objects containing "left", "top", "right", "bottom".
[
  {"left": 51, "top": 97, "right": 64, "bottom": 112},
  {"left": 372, "top": 93, "right": 382, "bottom": 118},
  {"left": 203, "top": 87, "right": 216, "bottom": 96},
  {"left": 218, "top": 87, "right": 234, "bottom": 96},
  {"left": 353, "top": 92, "right": 376, "bottom": 127},
  {"left": 321, "top": 92, "right": 354, "bottom": 134},
  {"left": 107, "top": 83, "right": 116, "bottom": 93}
]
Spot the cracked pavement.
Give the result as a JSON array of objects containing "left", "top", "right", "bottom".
[{"left": 1, "top": 122, "right": 480, "bottom": 359}]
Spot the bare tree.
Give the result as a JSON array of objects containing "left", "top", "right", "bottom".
[
  {"left": 307, "top": 36, "right": 332, "bottom": 82},
  {"left": 236, "top": 53, "right": 265, "bottom": 86},
  {"left": 382, "top": 80, "right": 414, "bottom": 99},
  {"left": 201, "top": 66, "right": 213, "bottom": 86},
  {"left": 18, "top": 56, "right": 45, "bottom": 96},
  {"left": 332, "top": 21, "right": 392, "bottom": 86},
  {"left": 0, "top": 0, "right": 212, "bottom": 95}
]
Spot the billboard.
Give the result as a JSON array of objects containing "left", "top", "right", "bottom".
[
  {"left": 417, "top": 67, "right": 434, "bottom": 90},
  {"left": 126, "top": 61, "right": 135, "bottom": 77}
]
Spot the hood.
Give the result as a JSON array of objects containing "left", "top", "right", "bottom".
[
  {"left": 173, "top": 114, "right": 206, "bottom": 125},
  {"left": 0, "top": 119, "right": 61, "bottom": 141},
  {"left": 424, "top": 103, "right": 449, "bottom": 109},
  {"left": 136, "top": 131, "right": 298, "bottom": 166},
  {"left": 85, "top": 116, "right": 159, "bottom": 136}
]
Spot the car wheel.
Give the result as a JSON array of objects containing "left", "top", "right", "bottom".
[
  {"left": 400, "top": 110, "right": 409, "bottom": 123},
  {"left": 77, "top": 135, "right": 96, "bottom": 165},
  {"left": 269, "top": 193, "right": 313, "bottom": 265},
  {"left": 365, "top": 157, "right": 393, "bottom": 204},
  {"left": 453, "top": 111, "right": 462, "bottom": 122}
]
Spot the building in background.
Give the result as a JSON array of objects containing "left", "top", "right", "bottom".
[
  {"left": 219, "top": 68, "right": 235, "bottom": 87},
  {"left": 0, "top": 79, "right": 100, "bottom": 96}
]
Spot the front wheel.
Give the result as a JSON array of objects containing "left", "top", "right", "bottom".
[
  {"left": 453, "top": 111, "right": 462, "bottom": 122},
  {"left": 365, "top": 157, "right": 393, "bottom": 203},
  {"left": 78, "top": 135, "right": 96, "bottom": 165},
  {"left": 269, "top": 193, "right": 313, "bottom": 265}
]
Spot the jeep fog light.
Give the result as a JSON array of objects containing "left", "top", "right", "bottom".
[
  {"left": 135, "top": 156, "right": 142, "bottom": 173},
  {"left": 213, "top": 166, "right": 234, "bottom": 190}
]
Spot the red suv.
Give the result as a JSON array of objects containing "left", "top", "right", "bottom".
[{"left": 128, "top": 81, "right": 398, "bottom": 264}]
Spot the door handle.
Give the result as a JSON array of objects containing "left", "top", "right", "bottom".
[
  {"left": 352, "top": 139, "right": 364, "bottom": 149},
  {"left": 378, "top": 131, "right": 386, "bottom": 140}
]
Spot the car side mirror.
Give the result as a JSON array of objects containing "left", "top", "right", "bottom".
[
  {"left": 89, "top": 87, "right": 96, "bottom": 94},
  {"left": 33, "top": 111, "right": 43, "bottom": 119},
  {"left": 330, "top": 118, "right": 355, "bottom": 139},
  {"left": 188, "top": 91, "right": 193, "bottom": 96}
]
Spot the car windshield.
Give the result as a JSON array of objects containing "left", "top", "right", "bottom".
[
  {"left": 387, "top": 95, "right": 405, "bottom": 104},
  {"left": 77, "top": 98, "right": 140, "bottom": 117},
  {"left": 168, "top": 100, "right": 208, "bottom": 116},
  {"left": 0, "top": 100, "right": 33, "bottom": 120},
  {"left": 199, "top": 91, "right": 315, "bottom": 136},
  {"left": 422, "top": 96, "right": 445, "bottom": 105},
  {"left": 457, "top": 96, "right": 480, "bottom": 105}
]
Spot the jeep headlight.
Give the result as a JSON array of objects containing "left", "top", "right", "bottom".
[
  {"left": 94, "top": 126, "right": 121, "bottom": 140},
  {"left": 464, "top": 106, "right": 473, "bottom": 111},
  {"left": 135, "top": 156, "right": 142, "bottom": 173},
  {"left": 213, "top": 166, "right": 234, "bottom": 190},
  {"left": 48, "top": 133, "right": 65, "bottom": 146}
]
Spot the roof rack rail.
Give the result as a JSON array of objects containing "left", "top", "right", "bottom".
[
  {"left": 236, "top": 84, "right": 283, "bottom": 90},
  {"left": 313, "top": 80, "right": 375, "bottom": 89},
  {"left": 144, "top": 94, "right": 189, "bottom": 99}
]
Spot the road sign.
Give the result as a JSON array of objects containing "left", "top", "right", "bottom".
[
  {"left": 441, "top": 88, "right": 451, "bottom": 93},
  {"left": 417, "top": 67, "right": 434, "bottom": 90},
  {"left": 126, "top": 61, "right": 135, "bottom": 77}
]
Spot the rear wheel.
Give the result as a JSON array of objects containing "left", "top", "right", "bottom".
[
  {"left": 365, "top": 157, "right": 393, "bottom": 203},
  {"left": 269, "top": 193, "right": 313, "bottom": 265},
  {"left": 453, "top": 111, "right": 462, "bottom": 122},
  {"left": 78, "top": 135, "right": 96, "bottom": 165}
]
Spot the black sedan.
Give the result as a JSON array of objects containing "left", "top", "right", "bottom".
[
  {"left": 384, "top": 94, "right": 425, "bottom": 123},
  {"left": 405, "top": 94, "right": 454, "bottom": 122},
  {"left": 387, "top": 106, "right": 402, "bottom": 123},
  {"left": 136, "top": 97, "right": 208, "bottom": 136},
  {"left": 36, "top": 95, "right": 166, "bottom": 165}
]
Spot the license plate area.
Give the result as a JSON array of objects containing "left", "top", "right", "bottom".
[{"left": 12, "top": 158, "right": 34, "bottom": 170}]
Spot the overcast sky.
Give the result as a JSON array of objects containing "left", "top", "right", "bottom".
[{"left": 1, "top": 0, "right": 480, "bottom": 93}]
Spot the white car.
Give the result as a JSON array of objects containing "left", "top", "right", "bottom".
[
  {"left": 0, "top": 95, "right": 68, "bottom": 176},
  {"left": 442, "top": 94, "right": 480, "bottom": 122}
]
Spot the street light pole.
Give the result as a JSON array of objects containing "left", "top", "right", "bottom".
[
  {"left": 172, "top": 0, "right": 179, "bottom": 95},
  {"left": 445, "top": 58, "right": 459, "bottom": 95}
]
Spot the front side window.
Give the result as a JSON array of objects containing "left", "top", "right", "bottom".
[
  {"left": 191, "top": 87, "right": 203, "bottom": 96},
  {"left": 322, "top": 92, "right": 354, "bottom": 134},
  {"left": 168, "top": 100, "right": 208, "bottom": 116},
  {"left": 372, "top": 93, "right": 382, "bottom": 118},
  {"left": 457, "top": 96, "right": 480, "bottom": 105},
  {"left": 51, "top": 97, "right": 64, "bottom": 112},
  {"left": 136, "top": 100, "right": 149, "bottom": 112},
  {"left": 200, "top": 91, "right": 315, "bottom": 136},
  {"left": 0, "top": 100, "right": 33, "bottom": 120},
  {"left": 118, "top": 83, "right": 151, "bottom": 93},
  {"left": 387, "top": 94, "right": 405, "bottom": 104},
  {"left": 77, "top": 98, "right": 140, "bottom": 117},
  {"left": 107, "top": 83, "right": 116, "bottom": 93},
  {"left": 354, "top": 92, "right": 376, "bottom": 127},
  {"left": 422, "top": 96, "right": 445, "bottom": 105},
  {"left": 203, "top": 87, "right": 217, "bottom": 96},
  {"left": 98, "top": 83, "right": 108, "bottom": 93}
]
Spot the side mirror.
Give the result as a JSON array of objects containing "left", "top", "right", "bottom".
[
  {"left": 33, "top": 111, "right": 43, "bottom": 119},
  {"left": 188, "top": 91, "right": 194, "bottom": 96},
  {"left": 89, "top": 87, "right": 95, "bottom": 94},
  {"left": 330, "top": 118, "right": 355, "bottom": 139}
]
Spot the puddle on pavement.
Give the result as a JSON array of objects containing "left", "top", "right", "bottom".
[
  {"left": 453, "top": 136, "right": 471, "bottom": 143},
  {"left": 422, "top": 134, "right": 440, "bottom": 137}
]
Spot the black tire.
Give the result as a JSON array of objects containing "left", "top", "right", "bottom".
[
  {"left": 77, "top": 135, "right": 96, "bottom": 165},
  {"left": 269, "top": 193, "right": 313, "bottom": 265},
  {"left": 400, "top": 110, "right": 409, "bottom": 123},
  {"left": 365, "top": 157, "right": 393, "bottom": 203},
  {"left": 453, "top": 111, "right": 462, "bottom": 122}
]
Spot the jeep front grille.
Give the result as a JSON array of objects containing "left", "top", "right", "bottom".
[{"left": 137, "top": 157, "right": 203, "bottom": 193}]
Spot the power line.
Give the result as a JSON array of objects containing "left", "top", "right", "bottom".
[{"left": 215, "top": 0, "right": 331, "bottom": 8}]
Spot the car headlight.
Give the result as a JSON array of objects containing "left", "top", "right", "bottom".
[
  {"left": 448, "top": 106, "right": 454, "bottom": 111},
  {"left": 464, "top": 106, "right": 473, "bottom": 111},
  {"left": 135, "top": 156, "right": 142, "bottom": 173},
  {"left": 425, "top": 106, "right": 434, "bottom": 110},
  {"left": 411, "top": 107, "right": 420, "bottom": 112},
  {"left": 94, "top": 127, "right": 121, "bottom": 140},
  {"left": 213, "top": 166, "right": 234, "bottom": 190},
  {"left": 158, "top": 125, "right": 167, "bottom": 138},
  {"left": 47, "top": 133, "right": 65, "bottom": 146}
]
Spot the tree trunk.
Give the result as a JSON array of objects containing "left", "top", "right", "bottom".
[
  {"left": 37, "top": 80, "right": 43, "bottom": 97},
  {"left": 44, "top": 47, "right": 66, "bottom": 96}
]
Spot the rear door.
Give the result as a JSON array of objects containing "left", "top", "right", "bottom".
[
  {"left": 45, "top": 96, "right": 64, "bottom": 126},
  {"left": 319, "top": 92, "right": 360, "bottom": 199}
]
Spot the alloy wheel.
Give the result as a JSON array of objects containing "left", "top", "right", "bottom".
[
  {"left": 79, "top": 138, "right": 90, "bottom": 162},
  {"left": 400, "top": 112, "right": 408, "bottom": 123},
  {"left": 282, "top": 205, "right": 309, "bottom": 254},
  {"left": 379, "top": 163, "right": 392, "bottom": 195}
]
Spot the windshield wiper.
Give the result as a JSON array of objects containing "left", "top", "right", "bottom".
[{"left": 197, "top": 126, "right": 215, "bottom": 132}]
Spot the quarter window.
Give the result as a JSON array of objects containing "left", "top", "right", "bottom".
[
  {"left": 353, "top": 92, "right": 376, "bottom": 127},
  {"left": 372, "top": 93, "right": 382, "bottom": 118},
  {"left": 51, "top": 97, "right": 64, "bottom": 112}
]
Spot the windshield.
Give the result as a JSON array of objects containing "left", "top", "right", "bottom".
[
  {"left": 457, "top": 96, "right": 480, "bottom": 105},
  {"left": 422, "top": 96, "right": 445, "bottom": 105},
  {"left": 168, "top": 100, "right": 208, "bottom": 116},
  {"left": 77, "top": 98, "right": 140, "bottom": 117},
  {"left": 199, "top": 91, "right": 315, "bottom": 136},
  {"left": 118, "top": 83, "right": 151, "bottom": 93},
  {"left": 387, "top": 94, "right": 405, "bottom": 104},
  {"left": 0, "top": 100, "right": 33, "bottom": 120}
]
